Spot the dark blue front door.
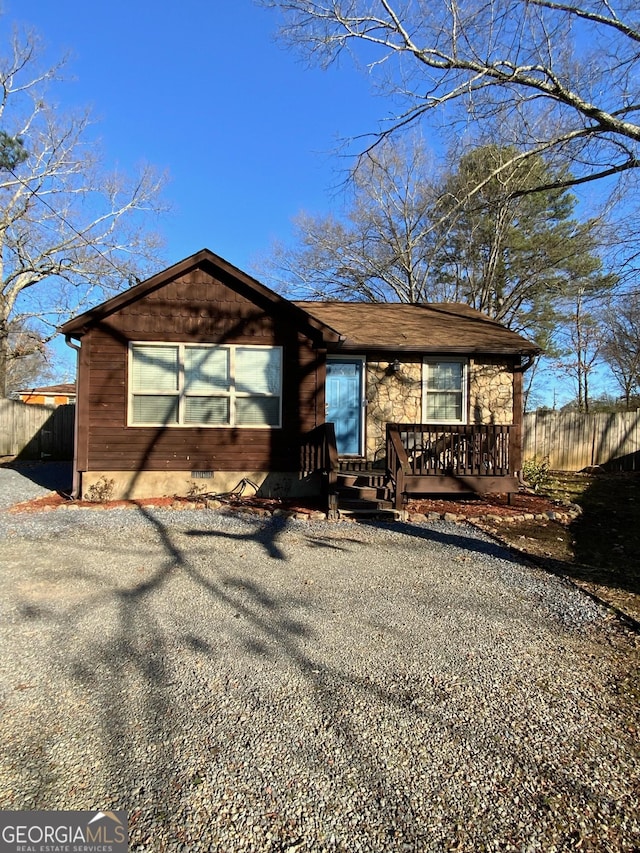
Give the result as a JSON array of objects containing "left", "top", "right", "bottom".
[{"left": 326, "top": 358, "right": 364, "bottom": 456}]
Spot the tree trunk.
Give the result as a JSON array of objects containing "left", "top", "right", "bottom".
[{"left": 0, "top": 316, "right": 8, "bottom": 398}]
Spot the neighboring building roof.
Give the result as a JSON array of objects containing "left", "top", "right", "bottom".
[
  {"left": 295, "top": 301, "right": 540, "bottom": 355},
  {"left": 18, "top": 383, "right": 76, "bottom": 396}
]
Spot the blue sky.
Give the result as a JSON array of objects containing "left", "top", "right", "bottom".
[
  {"left": 1, "top": 2, "right": 612, "bottom": 405},
  {"left": 5, "top": 0, "right": 395, "bottom": 273}
]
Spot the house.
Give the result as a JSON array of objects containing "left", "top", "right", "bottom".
[
  {"left": 59, "top": 249, "right": 539, "bottom": 508},
  {"left": 17, "top": 382, "right": 76, "bottom": 406}
]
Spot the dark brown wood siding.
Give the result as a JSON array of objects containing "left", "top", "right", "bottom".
[{"left": 82, "top": 268, "right": 324, "bottom": 472}]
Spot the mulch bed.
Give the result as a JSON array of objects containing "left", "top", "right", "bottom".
[
  {"left": 7, "top": 493, "right": 179, "bottom": 513},
  {"left": 405, "top": 491, "right": 576, "bottom": 520},
  {"left": 7, "top": 488, "right": 572, "bottom": 522},
  {"left": 6, "top": 492, "right": 328, "bottom": 517}
]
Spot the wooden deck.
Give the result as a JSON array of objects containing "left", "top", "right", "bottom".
[
  {"left": 386, "top": 422, "right": 520, "bottom": 509},
  {"left": 303, "top": 422, "right": 521, "bottom": 514}
]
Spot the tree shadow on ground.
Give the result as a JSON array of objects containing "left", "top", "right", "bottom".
[
  {"left": 361, "top": 518, "right": 517, "bottom": 560},
  {"left": 568, "top": 472, "right": 640, "bottom": 598},
  {"left": 477, "top": 471, "right": 640, "bottom": 625},
  {"left": 5, "top": 505, "right": 638, "bottom": 850},
  {"left": 1, "top": 459, "right": 72, "bottom": 493},
  {"left": 182, "top": 512, "right": 373, "bottom": 560},
  {"left": 42, "top": 507, "right": 433, "bottom": 846},
  {"left": 5, "top": 508, "right": 317, "bottom": 833}
]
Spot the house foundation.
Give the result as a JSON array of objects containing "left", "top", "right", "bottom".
[{"left": 79, "top": 470, "right": 323, "bottom": 502}]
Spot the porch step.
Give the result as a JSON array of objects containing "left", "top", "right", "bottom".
[
  {"left": 334, "top": 471, "right": 397, "bottom": 517},
  {"left": 338, "top": 497, "right": 394, "bottom": 511},
  {"left": 337, "top": 472, "right": 389, "bottom": 491},
  {"left": 339, "top": 506, "right": 403, "bottom": 521},
  {"left": 339, "top": 484, "right": 390, "bottom": 501}
]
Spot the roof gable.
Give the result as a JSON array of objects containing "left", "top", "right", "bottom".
[{"left": 59, "top": 249, "right": 342, "bottom": 344}]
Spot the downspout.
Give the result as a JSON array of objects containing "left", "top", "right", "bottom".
[{"left": 64, "top": 335, "right": 81, "bottom": 499}]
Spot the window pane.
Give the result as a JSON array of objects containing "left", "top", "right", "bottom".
[
  {"left": 427, "top": 362, "right": 463, "bottom": 391},
  {"left": 132, "top": 395, "right": 178, "bottom": 424},
  {"left": 185, "top": 396, "right": 230, "bottom": 424},
  {"left": 236, "top": 396, "right": 280, "bottom": 426},
  {"left": 329, "top": 362, "right": 358, "bottom": 377},
  {"left": 426, "top": 392, "right": 462, "bottom": 421},
  {"left": 236, "top": 348, "right": 281, "bottom": 394},
  {"left": 131, "top": 346, "right": 179, "bottom": 392},
  {"left": 185, "top": 347, "right": 229, "bottom": 393}
]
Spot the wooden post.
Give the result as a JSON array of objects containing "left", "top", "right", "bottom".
[
  {"left": 324, "top": 422, "right": 339, "bottom": 519},
  {"left": 512, "top": 366, "right": 524, "bottom": 474},
  {"left": 394, "top": 465, "right": 405, "bottom": 511}
]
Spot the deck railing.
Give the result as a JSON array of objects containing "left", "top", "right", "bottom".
[
  {"left": 386, "top": 423, "right": 517, "bottom": 479},
  {"left": 300, "top": 423, "right": 340, "bottom": 516}
]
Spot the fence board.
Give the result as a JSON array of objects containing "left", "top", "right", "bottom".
[
  {"left": 3, "top": 397, "right": 640, "bottom": 472},
  {"left": 0, "top": 399, "right": 75, "bottom": 459},
  {"left": 523, "top": 410, "right": 640, "bottom": 471}
]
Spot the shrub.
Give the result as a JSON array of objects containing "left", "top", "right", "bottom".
[
  {"left": 84, "top": 475, "right": 115, "bottom": 502},
  {"left": 522, "top": 456, "right": 553, "bottom": 493}
]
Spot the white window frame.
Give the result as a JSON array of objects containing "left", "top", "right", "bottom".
[
  {"left": 128, "top": 342, "right": 283, "bottom": 428},
  {"left": 422, "top": 358, "right": 468, "bottom": 424}
]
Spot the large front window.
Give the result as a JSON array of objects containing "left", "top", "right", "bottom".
[
  {"left": 422, "top": 359, "right": 467, "bottom": 423},
  {"left": 129, "top": 343, "right": 282, "bottom": 427}
]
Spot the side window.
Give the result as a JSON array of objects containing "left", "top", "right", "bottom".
[{"left": 422, "top": 359, "right": 467, "bottom": 423}]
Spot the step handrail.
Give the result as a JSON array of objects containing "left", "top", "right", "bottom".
[{"left": 386, "top": 423, "right": 411, "bottom": 510}]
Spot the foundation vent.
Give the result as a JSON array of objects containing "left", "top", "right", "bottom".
[{"left": 191, "top": 470, "right": 214, "bottom": 479}]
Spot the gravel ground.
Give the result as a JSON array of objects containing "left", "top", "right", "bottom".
[
  {"left": 0, "top": 482, "right": 639, "bottom": 851},
  {"left": 0, "top": 460, "right": 71, "bottom": 508}
]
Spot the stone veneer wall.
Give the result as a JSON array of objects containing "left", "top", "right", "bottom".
[
  {"left": 366, "top": 361, "right": 422, "bottom": 461},
  {"left": 469, "top": 358, "right": 514, "bottom": 425},
  {"left": 365, "top": 357, "right": 514, "bottom": 461}
]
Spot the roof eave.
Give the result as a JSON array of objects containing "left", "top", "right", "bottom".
[{"left": 331, "top": 342, "right": 541, "bottom": 356}]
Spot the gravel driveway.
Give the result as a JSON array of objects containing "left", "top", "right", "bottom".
[
  {"left": 0, "top": 460, "right": 71, "bottom": 508},
  {"left": 0, "top": 492, "right": 638, "bottom": 851}
]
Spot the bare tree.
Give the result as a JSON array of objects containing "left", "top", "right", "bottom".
[
  {"left": 555, "top": 286, "right": 609, "bottom": 412},
  {"left": 264, "top": 0, "right": 640, "bottom": 194},
  {"left": 0, "top": 29, "right": 167, "bottom": 396},
  {"left": 4, "top": 318, "right": 54, "bottom": 395},
  {"left": 262, "top": 138, "right": 612, "bottom": 351},
  {"left": 260, "top": 134, "right": 440, "bottom": 302},
  {"left": 601, "top": 293, "right": 640, "bottom": 408}
]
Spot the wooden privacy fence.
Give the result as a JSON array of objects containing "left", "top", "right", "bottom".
[
  {"left": 523, "top": 410, "right": 640, "bottom": 472},
  {"left": 3, "top": 398, "right": 640, "bottom": 472},
  {"left": 0, "top": 399, "right": 75, "bottom": 460}
]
